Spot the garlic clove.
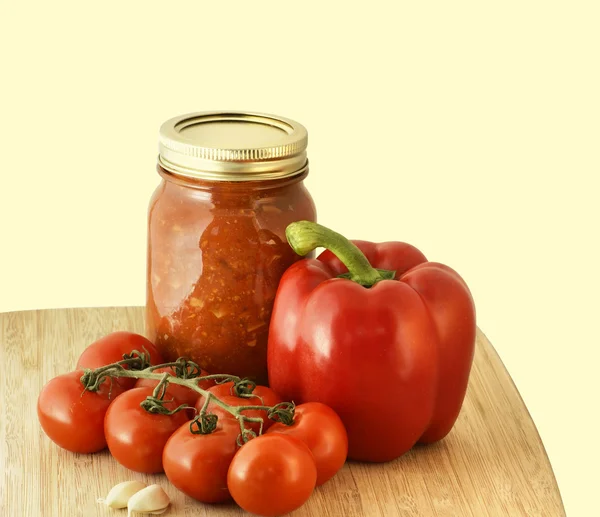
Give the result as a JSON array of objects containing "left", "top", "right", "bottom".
[
  {"left": 127, "top": 484, "right": 170, "bottom": 516},
  {"left": 97, "top": 480, "right": 148, "bottom": 509}
]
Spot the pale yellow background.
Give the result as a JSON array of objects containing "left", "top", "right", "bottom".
[{"left": 1, "top": 1, "right": 598, "bottom": 515}]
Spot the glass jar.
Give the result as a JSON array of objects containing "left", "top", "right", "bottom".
[{"left": 146, "top": 111, "right": 316, "bottom": 384}]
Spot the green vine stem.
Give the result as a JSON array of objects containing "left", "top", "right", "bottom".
[
  {"left": 139, "top": 372, "right": 191, "bottom": 416},
  {"left": 79, "top": 354, "right": 296, "bottom": 443}
]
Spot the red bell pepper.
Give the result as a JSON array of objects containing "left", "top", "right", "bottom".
[{"left": 267, "top": 221, "right": 476, "bottom": 462}]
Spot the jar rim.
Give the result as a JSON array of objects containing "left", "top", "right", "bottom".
[{"left": 156, "top": 163, "right": 309, "bottom": 191}]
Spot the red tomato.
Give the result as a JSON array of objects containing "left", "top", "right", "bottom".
[
  {"left": 267, "top": 402, "right": 347, "bottom": 486},
  {"left": 227, "top": 434, "right": 317, "bottom": 516},
  {"left": 195, "top": 384, "right": 282, "bottom": 435},
  {"left": 163, "top": 415, "right": 240, "bottom": 503},
  {"left": 135, "top": 366, "right": 213, "bottom": 407},
  {"left": 76, "top": 331, "right": 164, "bottom": 389},
  {"left": 37, "top": 371, "right": 124, "bottom": 453},
  {"left": 104, "top": 387, "right": 190, "bottom": 473}
]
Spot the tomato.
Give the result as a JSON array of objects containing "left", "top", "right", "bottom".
[
  {"left": 227, "top": 434, "right": 317, "bottom": 516},
  {"left": 135, "top": 366, "right": 213, "bottom": 407},
  {"left": 104, "top": 387, "right": 190, "bottom": 473},
  {"left": 37, "top": 371, "right": 124, "bottom": 453},
  {"left": 163, "top": 415, "right": 240, "bottom": 503},
  {"left": 195, "top": 383, "right": 282, "bottom": 435},
  {"left": 266, "top": 402, "right": 347, "bottom": 486},
  {"left": 76, "top": 331, "right": 164, "bottom": 389}
]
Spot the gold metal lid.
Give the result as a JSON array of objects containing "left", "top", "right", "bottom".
[{"left": 158, "top": 111, "right": 309, "bottom": 181}]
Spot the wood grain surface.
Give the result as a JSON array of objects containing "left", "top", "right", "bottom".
[{"left": 0, "top": 307, "right": 565, "bottom": 517}]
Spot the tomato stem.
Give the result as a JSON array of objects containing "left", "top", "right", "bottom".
[
  {"left": 268, "top": 402, "right": 296, "bottom": 425},
  {"left": 152, "top": 372, "right": 171, "bottom": 400},
  {"left": 80, "top": 355, "right": 296, "bottom": 443},
  {"left": 140, "top": 395, "right": 190, "bottom": 416},
  {"left": 191, "top": 392, "right": 218, "bottom": 434}
]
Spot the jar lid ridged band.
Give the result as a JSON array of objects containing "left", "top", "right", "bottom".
[{"left": 158, "top": 111, "right": 309, "bottom": 181}]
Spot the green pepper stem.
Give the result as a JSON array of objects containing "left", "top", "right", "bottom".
[{"left": 286, "top": 221, "right": 393, "bottom": 287}]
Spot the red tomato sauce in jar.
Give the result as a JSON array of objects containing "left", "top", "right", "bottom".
[{"left": 146, "top": 112, "right": 316, "bottom": 384}]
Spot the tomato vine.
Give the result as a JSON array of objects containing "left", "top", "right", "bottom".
[{"left": 77, "top": 351, "right": 295, "bottom": 444}]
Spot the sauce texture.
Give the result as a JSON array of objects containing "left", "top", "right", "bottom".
[{"left": 146, "top": 167, "right": 315, "bottom": 384}]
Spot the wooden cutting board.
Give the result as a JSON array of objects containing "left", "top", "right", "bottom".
[{"left": 0, "top": 307, "right": 565, "bottom": 516}]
